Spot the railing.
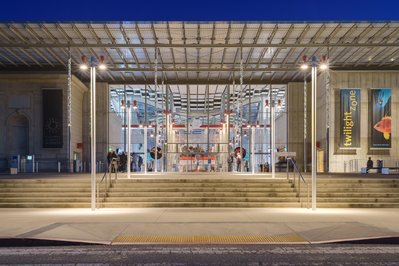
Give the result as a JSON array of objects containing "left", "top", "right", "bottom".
[
  {"left": 286, "top": 157, "right": 309, "bottom": 209},
  {"left": 96, "top": 158, "right": 118, "bottom": 208}
]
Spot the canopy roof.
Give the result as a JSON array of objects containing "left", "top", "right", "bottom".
[{"left": 1, "top": 22, "right": 398, "bottom": 110}]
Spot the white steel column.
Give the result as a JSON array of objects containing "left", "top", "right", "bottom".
[
  {"left": 67, "top": 49, "right": 72, "bottom": 173},
  {"left": 271, "top": 96, "right": 276, "bottom": 179},
  {"left": 311, "top": 65, "right": 317, "bottom": 210},
  {"left": 90, "top": 66, "right": 96, "bottom": 210},
  {"left": 161, "top": 78, "right": 165, "bottom": 172},
  {"left": 127, "top": 101, "right": 131, "bottom": 178},
  {"left": 251, "top": 126, "right": 255, "bottom": 174},
  {"left": 144, "top": 127, "right": 147, "bottom": 174},
  {"left": 304, "top": 75, "right": 307, "bottom": 173},
  {"left": 239, "top": 55, "right": 243, "bottom": 172},
  {"left": 154, "top": 49, "right": 158, "bottom": 172},
  {"left": 144, "top": 84, "right": 148, "bottom": 174}
]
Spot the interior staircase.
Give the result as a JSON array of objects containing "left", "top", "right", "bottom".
[{"left": 0, "top": 175, "right": 398, "bottom": 208}]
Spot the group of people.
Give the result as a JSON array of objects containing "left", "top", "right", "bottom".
[
  {"left": 107, "top": 150, "right": 144, "bottom": 173},
  {"left": 227, "top": 153, "right": 253, "bottom": 172}
]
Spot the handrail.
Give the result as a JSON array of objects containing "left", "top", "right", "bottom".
[
  {"left": 96, "top": 158, "right": 118, "bottom": 208},
  {"left": 286, "top": 157, "right": 309, "bottom": 209}
]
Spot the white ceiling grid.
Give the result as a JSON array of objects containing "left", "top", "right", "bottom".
[{"left": 0, "top": 21, "right": 398, "bottom": 88}]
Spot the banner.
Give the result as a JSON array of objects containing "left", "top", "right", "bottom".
[
  {"left": 340, "top": 89, "right": 361, "bottom": 148},
  {"left": 43, "top": 89, "right": 63, "bottom": 148},
  {"left": 370, "top": 88, "right": 391, "bottom": 148}
]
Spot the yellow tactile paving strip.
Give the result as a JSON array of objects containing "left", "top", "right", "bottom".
[{"left": 112, "top": 235, "right": 307, "bottom": 244}]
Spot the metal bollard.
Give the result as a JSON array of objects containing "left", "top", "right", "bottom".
[
  {"left": 36, "top": 161, "right": 39, "bottom": 173},
  {"left": 58, "top": 161, "right": 61, "bottom": 173}
]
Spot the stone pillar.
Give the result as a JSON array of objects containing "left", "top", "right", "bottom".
[
  {"left": 82, "top": 82, "right": 109, "bottom": 169},
  {"left": 287, "top": 82, "right": 311, "bottom": 171}
]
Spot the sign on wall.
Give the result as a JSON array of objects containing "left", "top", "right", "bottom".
[
  {"left": 370, "top": 88, "right": 391, "bottom": 148},
  {"left": 339, "top": 89, "right": 361, "bottom": 148},
  {"left": 42, "top": 89, "right": 63, "bottom": 148}
]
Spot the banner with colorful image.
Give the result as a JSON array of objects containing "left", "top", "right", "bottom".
[
  {"left": 370, "top": 88, "right": 391, "bottom": 148},
  {"left": 339, "top": 89, "right": 361, "bottom": 148}
]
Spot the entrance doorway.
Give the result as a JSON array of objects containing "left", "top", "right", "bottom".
[
  {"left": 6, "top": 113, "right": 29, "bottom": 156},
  {"left": 108, "top": 84, "right": 287, "bottom": 173}
]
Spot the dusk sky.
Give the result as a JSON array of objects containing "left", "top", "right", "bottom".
[{"left": 0, "top": 0, "right": 398, "bottom": 21}]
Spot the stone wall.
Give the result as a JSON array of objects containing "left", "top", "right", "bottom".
[
  {"left": 319, "top": 71, "right": 399, "bottom": 172},
  {"left": 0, "top": 74, "right": 87, "bottom": 172}
]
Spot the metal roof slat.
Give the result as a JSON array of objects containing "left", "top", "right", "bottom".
[{"left": 0, "top": 50, "right": 18, "bottom": 66}]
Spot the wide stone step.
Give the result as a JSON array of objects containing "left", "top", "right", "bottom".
[
  {"left": 0, "top": 192, "right": 92, "bottom": 197},
  {"left": 0, "top": 202, "right": 91, "bottom": 208},
  {"left": 0, "top": 188, "right": 92, "bottom": 193},
  {"left": 316, "top": 179, "right": 399, "bottom": 184},
  {"left": 313, "top": 188, "right": 399, "bottom": 193},
  {"left": 107, "top": 192, "right": 297, "bottom": 197},
  {"left": 101, "top": 202, "right": 302, "bottom": 208},
  {"left": 104, "top": 196, "right": 299, "bottom": 203},
  {"left": 301, "top": 192, "right": 399, "bottom": 198},
  {"left": 316, "top": 202, "right": 399, "bottom": 208},
  {"left": 316, "top": 183, "right": 399, "bottom": 188},
  {"left": 316, "top": 197, "right": 399, "bottom": 203},
  {"left": 111, "top": 183, "right": 294, "bottom": 188},
  {"left": 0, "top": 197, "right": 91, "bottom": 203},
  {"left": 109, "top": 187, "right": 295, "bottom": 193},
  {"left": 115, "top": 178, "right": 289, "bottom": 183},
  {"left": 0, "top": 183, "right": 91, "bottom": 188}
]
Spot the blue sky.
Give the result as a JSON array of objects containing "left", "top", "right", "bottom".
[{"left": 0, "top": 0, "right": 398, "bottom": 21}]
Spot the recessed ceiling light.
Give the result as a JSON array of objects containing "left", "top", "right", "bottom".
[{"left": 390, "top": 58, "right": 395, "bottom": 62}]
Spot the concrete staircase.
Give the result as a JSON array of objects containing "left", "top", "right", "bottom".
[
  {"left": 1, "top": 175, "right": 398, "bottom": 208},
  {"left": 101, "top": 177, "right": 300, "bottom": 208},
  {"left": 301, "top": 178, "right": 399, "bottom": 208},
  {"left": 0, "top": 179, "right": 91, "bottom": 208}
]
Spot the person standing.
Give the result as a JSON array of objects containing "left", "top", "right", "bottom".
[
  {"left": 366, "top": 157, "right": 373, "bottom": 173},
  {"left": 236, "top": 154, "right": 241, "bottom": 172}
]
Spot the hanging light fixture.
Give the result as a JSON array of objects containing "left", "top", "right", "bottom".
[
  {"left": 319, "top": 55, "right": 328, "bottom": 70},
  {"left": 265, "top": 99, "right": 269, "bottom": 108},
  {"left": 301, "top": 55, "right": 309, "bottom": 70},
  {"left": 98, "top": 55, "right": 107, "bottom": 70},
  {"left": 80, "top": 55, "right": 88, "bottom": 70},
  {"left": 120, "top": 100, "right": 125, "bottom": 109},
  {"left": 133, "top": 100, "right": 138, "bottom": 110}
]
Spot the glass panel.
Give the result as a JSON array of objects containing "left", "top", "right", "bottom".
[{"left": 109, "top": 84, "right": 287, "bottom": 174}]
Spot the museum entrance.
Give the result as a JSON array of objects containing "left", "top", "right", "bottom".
[{"left": 108, "top": 84, "right": 287, "bottom": 174}]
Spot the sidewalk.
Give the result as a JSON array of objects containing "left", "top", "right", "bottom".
[{"left": 1, "top": 207, "right": 399, "bottom": 245}]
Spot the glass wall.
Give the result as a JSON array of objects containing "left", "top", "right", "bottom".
[{"left": 108, "top": 84, "right": 286, "bottom": 173}]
